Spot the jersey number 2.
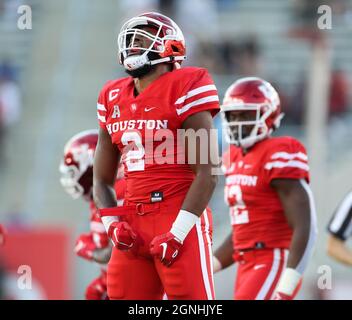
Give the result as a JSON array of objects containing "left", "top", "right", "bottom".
[
  {"left": 227, "top": 185, "right": 249, "bottom": 225},
  {"left": 121, "top": 131, "right": 145, "bottom": 172}
]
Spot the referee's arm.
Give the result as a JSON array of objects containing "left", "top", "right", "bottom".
[{"left": 326, "top": 191, "right": 352, "bottom": 266}]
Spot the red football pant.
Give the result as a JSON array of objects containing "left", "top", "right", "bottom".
[
  {"left": 85, "top": 269, "right": 108, "bottom": 300},
  {"left": 233, "top": 248, "right": 299, "bottom": 300},
  {"left": 107, "top": 195, "right": 214, "bottom": 300}
]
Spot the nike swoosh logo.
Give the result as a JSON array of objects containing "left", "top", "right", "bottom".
[
  {"left": 114, "top": 228, "right": 133, "bottom": 248},
  {"left": 145, "top": 107, "right": 156, "bottom": 112},
  {"left": 114, "top": 228, "right": 119, "bottom": 242},
  {"left": 254, "top": 264, "right": 266, "bottom": 270},
  {"left": 160, "top": 243, "right": 167, "bottom": 260}
]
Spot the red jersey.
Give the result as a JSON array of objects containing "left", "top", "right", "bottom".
[
  {"left": 222, "top": 136, "right": 310, "bottom": 250},
  {"left": 96, "top": 67, "right": 219, "bottom": 203}
]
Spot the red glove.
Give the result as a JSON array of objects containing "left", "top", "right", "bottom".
[
  {"left": 0, "top": 224, "right": 6, "bottom": 246},
  {"left": 85, "top": 271, "right": 108, "bottom": 300},
  {"left": 108, "top": 221, "right": 137, "bottom": 250},
  {"left": 74, "top": 233, "right": 96, "bottom": 261},
  {"left": 91, "top": 232, "right": 109, "bottom": 249},
  {"left": 150, "top": 232, "right": 182, "bottom": 267}
]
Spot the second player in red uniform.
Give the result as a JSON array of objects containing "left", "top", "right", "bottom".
[
  {"left": 60, "top": 130, "right": 126, "bottom": 300},
  {"left": 213, "top": 77, "right": 318, "bottom": 300},
  {"left": 0, "top": 224, "right": 6, "bottom": 246}
]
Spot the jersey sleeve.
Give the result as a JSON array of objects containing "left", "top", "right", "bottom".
[
  {"left": 96, "top": 84, "right": 109, "bottom": 130},
  {"left": 263, "top": 138, "right": 310, "bottom": 183},
  {"left": 327, "top": 191, "right": 352, "bottom": 241},
  {"left": 174, "top": 68, "right": 220, "bottom": 123}
]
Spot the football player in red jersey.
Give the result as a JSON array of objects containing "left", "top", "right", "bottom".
[
  {"left": 213, "top": 77, "right": 318, "bottom": 300},
  {"left": 60, "top": 129, "right": 126, "bottom": 300},
  {"left": 93, "top": 12, "right": 219, "bottom": 300},
  {"left": 0, "top": 224, "right": 6, "bottom": 246}
]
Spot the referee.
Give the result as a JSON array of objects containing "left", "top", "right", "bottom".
[{"left": 327, "top": 190, "right": 352, "bottom": 266}]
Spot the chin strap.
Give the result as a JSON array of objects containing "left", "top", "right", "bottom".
[
  {"left": 273, "top": 112, "right": 285, "bottom": 129},
  {"left": 124, "top": 54, "right": 186, "bottom": 71},
  {"left": 149, "top": 55, "right": 186, "bottom": 66}
]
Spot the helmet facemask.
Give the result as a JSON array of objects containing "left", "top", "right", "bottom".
[
  {"left": 59, "top": 139, "right": 95, "bottom": 201},
  {"left": 118, "top": 15, "right": 186, "bottom": 76},
  {"left": 59, "top": 163, "right": 85, "bottom": 200},
  {"left": 222, "top": 103, "right": 273, "bottom": 149}
]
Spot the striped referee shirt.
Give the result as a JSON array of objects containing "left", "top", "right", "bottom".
[{"left": 327, "top": 190, "right": 352, "bottom": 241}]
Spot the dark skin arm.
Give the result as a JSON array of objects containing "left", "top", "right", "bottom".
[
  {"left": 92, "top": 243, "right": 113, "bottom": 264},
  {"left": 181, "top": 111, "right": 219, "bottom": 216},
  {"left": 271, "top": 178, "right": 312, "bottom": 269},
  {"left": 93, "top": 128, "right": 120, "bottom": 209},
  {"left": 214, "top": 232, "right": 235, "bottom": 270}
]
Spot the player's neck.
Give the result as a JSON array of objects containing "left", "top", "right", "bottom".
[{"left": 134, "top": 64, "right": 171, "bottom": 95}]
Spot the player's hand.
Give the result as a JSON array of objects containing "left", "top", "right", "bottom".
[
  {"left": 213, "top": 255, "right": 222, "bottom": 273},
  {"left": 85, "top": 272, "right": 108, "bottom": 300},
  {"left": 0, "top": 224, "right": 7, "bottom": 246},
  {"left": 74, "top": 233, "right": 96, "bottom": 260},
  {"left": 150, "top": 232, "right": 182, "bottom": 267},
  {"left": 108, "top": 221, "right": 137, "bottom": 250}
]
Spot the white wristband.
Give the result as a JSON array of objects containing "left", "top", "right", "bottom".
[
  {"left": 101, "top": 216, "right": 119, "bottom": 234},
  {"left": 213, "top": 256, "right": 222, "bottom": 273},
  {"left": 170, "top": 209, "right": 199, "bottom": 243},
  {"left": 276, "top": 268, "right": 302, "bottom": 296}
]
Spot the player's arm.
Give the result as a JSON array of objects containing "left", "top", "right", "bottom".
[
  {"left": 93, "top": 128, "right": 136, "bottom": 250},
  {"left": 92, "top": 243, "right": 113, "bottom": 264},
  {"left": 213, "top": 232, "right": 234, "bottom": 273},
  {"left": 181, "top": 111, "right": 219, "bottom": 215},
  {"left": 0, "top": 224, "right": 6, "bottom": 246},
  {"left": 271, "top": 178, "right": 318, "bottom": 299},
  {"left": 93, "top": 128, "right": 120, "bottom": 209},
  {"left": 150, "top": 111, "right": 219, "bottom": 266},
  {"left": 326, "top": 234, "right": 352, "bottom": 266}
]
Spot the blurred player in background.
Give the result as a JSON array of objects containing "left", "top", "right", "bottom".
[
  {"left": 327, "top": 190, "right": 352, "bottom": 266},
  {"left": 0, "top": 224, "right": 6, "bottom": 246},
  {"left": 213, "top": 77, "right": 318, "bottom": 300},
  {"left": 60, "top": 129, "right": 126, "bottom": 300},
  {"left": 94, "top": 12, "right": 219, "bottom": 299}
]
